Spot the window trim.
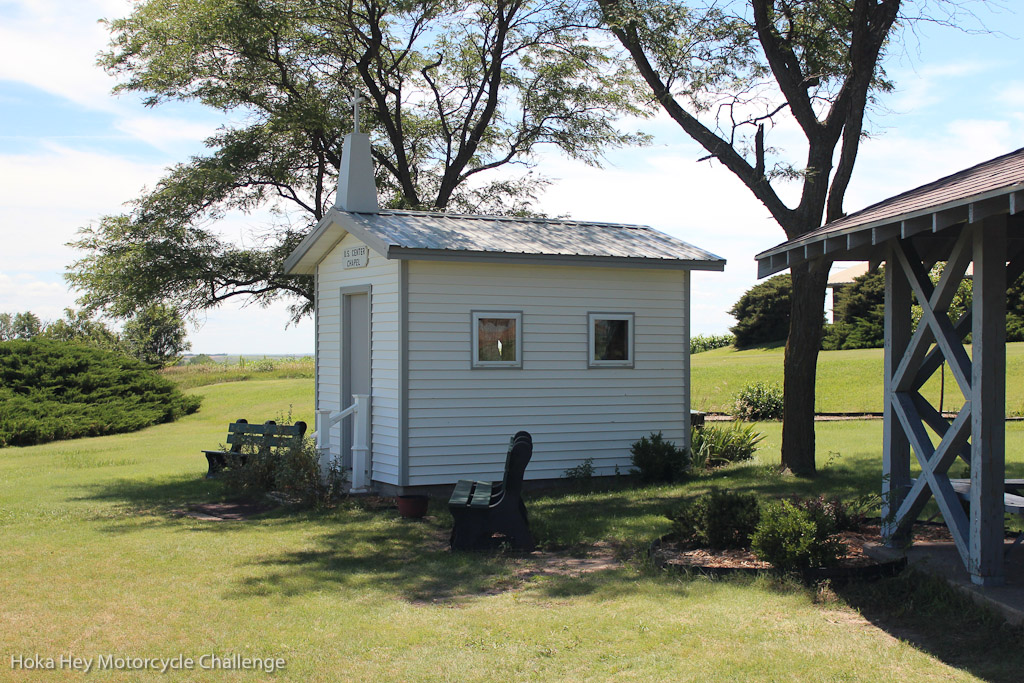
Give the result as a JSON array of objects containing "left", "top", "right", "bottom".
[
  {"left": 470, "top": 310, "right": 523, "bottom": 369},
  {"left": 588, "top": 312, "right": 634, "bottom": 368}
]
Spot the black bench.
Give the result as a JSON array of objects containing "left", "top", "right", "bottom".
[
  {"left": 449, "top": 431, "right": 534, "bottom": 551},
  {"left": 202, "top": 419, "right": 307, "bottom": 478}
]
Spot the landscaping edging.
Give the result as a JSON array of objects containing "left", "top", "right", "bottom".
[{"left": 649, "top": 536, "right": 908, "bottom": 585}]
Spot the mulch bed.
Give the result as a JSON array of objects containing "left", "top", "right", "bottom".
[{"left": 649, "top": 521, "right": 949, "bottom": 582}]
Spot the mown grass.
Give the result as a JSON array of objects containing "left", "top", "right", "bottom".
[
  {"left": 692, "top": 341, "right": 1024, "bottom": 414},
  {"left": 3, "top": 378, "right": 1024, "bottom": 680}
]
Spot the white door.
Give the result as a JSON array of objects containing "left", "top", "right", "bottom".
[{"left": 342, "top": 291, "right": 370, "bottom": 469}]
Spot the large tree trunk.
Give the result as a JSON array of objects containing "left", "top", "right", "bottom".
[{"left": 781, "top": 260, "right": 829, "bottom": 475}]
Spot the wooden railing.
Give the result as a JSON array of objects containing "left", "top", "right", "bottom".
[{"left": 313, "top": 394, "right": 371, "bottom": 493}]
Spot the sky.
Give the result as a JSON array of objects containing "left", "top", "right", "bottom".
[{"left": 1, "top": 0, "right": 1023, "bottom": 355}]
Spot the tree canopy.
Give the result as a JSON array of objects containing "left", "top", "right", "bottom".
[
  {"left": 595, "top": 0, "right": 980, "bottom": 473},
  {"left": 68, "top": 0, "right": 648, "bottom": 322}
]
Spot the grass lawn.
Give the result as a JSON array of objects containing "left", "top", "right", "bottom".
[
  {"left": 3, "top": 379, "right": 1024, "bottom": 680},
  {"left": 691, "top": 341, "right": 1024, "bottom": 414}
]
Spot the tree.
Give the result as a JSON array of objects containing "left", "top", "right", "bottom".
[
  {"left": 41, "top": 308, "right": 126, "bottom": 353},
  {"left": 595, "top": 0, "right": 954, "bottom": 473},
  {"left": 823, "top": 267, "right": 886, "bottom": 350},
  {"left": 0, "top": 312, "right": 43, "bottom": 341},
  {"left": 729, "top": 274, "right": 791, "bottom": 348},
  {"left": 122, "top": 305, "right": 191, "bottom": 367},
  {"left": 67, "top": 0, "right": 648, "bottom": 323}
]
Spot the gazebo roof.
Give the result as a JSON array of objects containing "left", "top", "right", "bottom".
[{"left": 756, "top": 147, "right": 1024, "bottom": 277}]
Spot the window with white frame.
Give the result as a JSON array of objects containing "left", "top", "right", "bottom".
[
  {"left": 589, "top": 313, "right": 634, "bottom": 367},
  {"left": 471, "top": 311, "right": 522, "bottom": 368}
]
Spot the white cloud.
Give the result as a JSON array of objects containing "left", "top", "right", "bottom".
[
  {"left": 0, "top": 271, "right": 76, "bottom": 320},
  {"left": 0, "top": 0, "right": 129, "bottom": 113},
  {"left": 113, "top": 115, "right": 221, "bottom": 156}
]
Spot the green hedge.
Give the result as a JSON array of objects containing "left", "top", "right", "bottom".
[{"left": 0, "top": 339, "right": 201, "bottom": 447}]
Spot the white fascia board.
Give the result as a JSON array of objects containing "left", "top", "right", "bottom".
[{"left": 283, "top": 208, "right": 392, "bottom": 274}]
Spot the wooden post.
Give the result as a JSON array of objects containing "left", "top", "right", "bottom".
[
  {"left": 969, "top": 217, "right": 1007, "bottom": 586},
  {"left": 883, "top": 246, "right": 912, "bottom": 545}
]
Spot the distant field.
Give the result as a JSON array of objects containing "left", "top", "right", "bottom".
[
  {"left": 163, "top": 356, "right": 315, "bottom": 390},
  {"left": 691, "top": 341, "right": 1024, "bottom": 414}
]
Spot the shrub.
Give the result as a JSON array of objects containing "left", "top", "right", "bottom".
[
  {"left": 728, "top": 274, "right": 792, "bottom": 348},
  {"left": 793, "top": 493, "right": 877, "bottom": 533},
  {"left": 630, "top": 432, "right": 690, "bottom": 483},
  {"left": 563, "top": 457, "right": 595, "bottom": 481},
  {"left": 221, "top": 434, "right": 346, "bottom": 508},
  {"left": 732, "top": 382, "right": 784, "bottom": 421},
  {"left": 690, "top": 334, "right": 734, "bottom": 354},
  {"left": 0, "top": 339, "right": 201, "bottom": 447},
  {"left": 751, "top": 500, "right": 846, "bottom": 571},
  {"left": 667, "top": 489, "right": 761, "bottom": 550},
  {"left": 690, "top": 422, "right": 764, "bottom": 469}
]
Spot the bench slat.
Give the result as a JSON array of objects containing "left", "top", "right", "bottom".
[
  {"left": 449, "top": 480, "right": 473, "bottom": 505},
  {"left": 469, "top": 481, "right": 492, "bottom": 509}
]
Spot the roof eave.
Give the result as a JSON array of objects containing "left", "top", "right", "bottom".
[
  {"left": 385, "top": 246, "right": 726, "bottom": 271},
  {"left": 755, "top": 184, "right": 1024, "bottom": 279},
  {"left": 283, "top": 208, "right": 392, "bottom": 274}
]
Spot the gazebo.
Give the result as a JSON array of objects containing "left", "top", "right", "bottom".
[{"left": 755, "top": 148, "right": 1024, "bottom": 586}]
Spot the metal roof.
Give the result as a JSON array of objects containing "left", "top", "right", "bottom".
[
  {"left": 285, "top": 207, "right": 726, "bottom": 274},
  {"left": 756, "top": 147, "right": 1024, "bottom": 278}
]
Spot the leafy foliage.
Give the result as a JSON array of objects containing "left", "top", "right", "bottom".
[
  {"left": 728, "top": 275, "right": 792, "bottom": 349},
  {"left": 630, "top": 431, "right": 690, "bottom": 483},
  {"left": 751, "top": 499, "right": 846, "bottom": 571},
  {"left": 0, "top": 339, "right": 201, "bottom": 447},
  {"left": 563, "top": 457, "right": 596, "bottom": 481},
  {"left": 122, "top": 304, "right": 191, "bottom": 367},
  {"left": 0, "top": 312, "right": 43, "bottom": 341},
  {"left": 220, "top": 430, "right": 347, "bottom": 509},
  {"left": 597, "top": 0, "right": 914, "bottom": 474},
  {"left": 690, "top": 422, "right": 764, "bottom": 469},
  {"left": 40, "top": 308, "right": 126, "bottom": 354},
  {"left": 69, "top": 0, "right": 649, "bottom": 322},
  {"left": 667, "top": 489, "right": 762, "bottom": 550},
  {"left": 690, "top": 334, "right": 734, "bottom": 354},
  {"left": 732, "top": 382, "right": 784, "bottom": 421}
]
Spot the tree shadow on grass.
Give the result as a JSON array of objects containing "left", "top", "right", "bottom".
[
  {"left": 226, "top": 510, "right": 549, "bottom": 604},
  {"left": 833, "top": 569, "right": 1024, "bottom": 683}
]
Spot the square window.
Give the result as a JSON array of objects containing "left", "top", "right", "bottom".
[
  {"left": 589, "top": 313, "right": 634, "bottom": 367},
  {"left": 472, "top": 311, "right": 522, "bottom": 368}
]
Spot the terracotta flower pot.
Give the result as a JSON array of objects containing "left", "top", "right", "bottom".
[{"left": 397, "top": 494, "right": 429, "bottom": 519}]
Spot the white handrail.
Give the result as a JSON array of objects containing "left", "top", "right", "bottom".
[{"left": 316, "top": 394, "right": 371, "bottom": 492}]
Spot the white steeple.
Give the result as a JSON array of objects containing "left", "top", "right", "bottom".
[{"left": 335, "top": 92, "right": 380, "bottom": 213}]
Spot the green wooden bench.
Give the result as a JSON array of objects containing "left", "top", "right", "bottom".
[
  {"left": 449, "top": 431, "right": 534, "bottom": 551},
  {"left": 202, "top": 419, "right": 307, "bottom": 478}
]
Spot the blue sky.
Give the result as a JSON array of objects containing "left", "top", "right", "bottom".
[{"left": 2, "top": 0, "right": 1023, "bottom": 354}]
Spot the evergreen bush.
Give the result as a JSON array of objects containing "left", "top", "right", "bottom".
[
  {"left": 0, "top": 339, "right": 201, "bottom": 447},
  {"left": 667, "top": 489, "right": 761, "bottom": 550},
  {"left": 630, "top": 432, "right": 690, "bottom": 483},
  {"left": 728, "top": 275, "right": 792, "bottom": 348},
  {"left": 751, "top": 500, "right": 846, "bottom": 571}
]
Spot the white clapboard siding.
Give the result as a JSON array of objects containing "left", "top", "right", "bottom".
[
  {"left": 405, "top": 261, "right": 687, "bottom": 485},
  {"left": 317, "top": 233, "right": 401, "bottom": 485}
]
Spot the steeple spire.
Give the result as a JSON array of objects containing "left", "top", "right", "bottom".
[{"left": 335, "top": 90, "right": 379, "bottom": 213}]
